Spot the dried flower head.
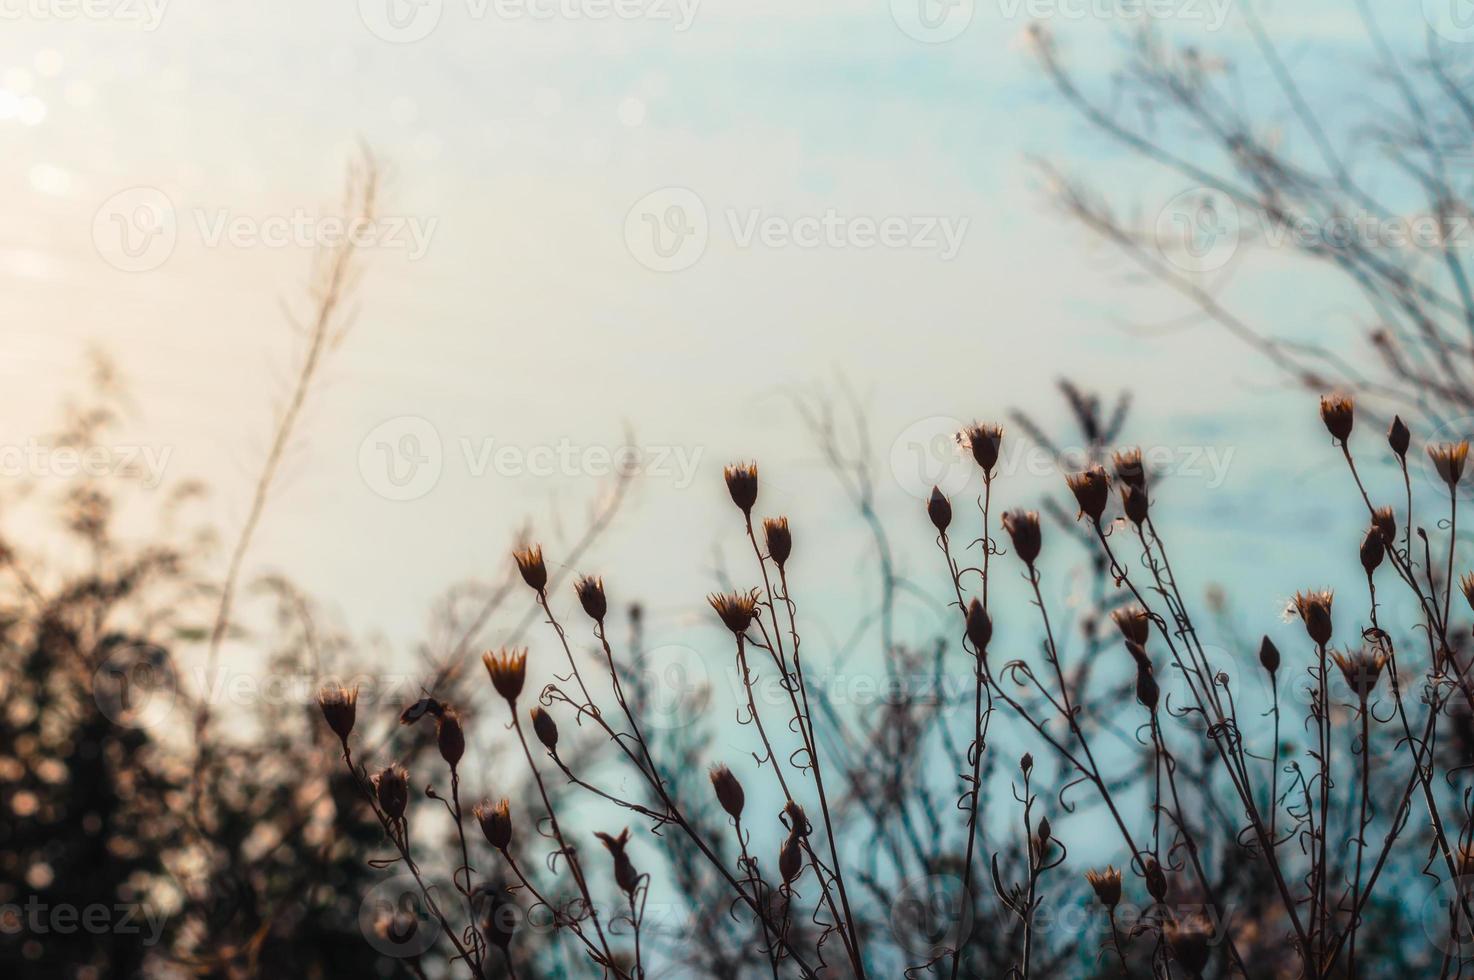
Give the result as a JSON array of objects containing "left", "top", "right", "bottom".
[
  {"left": 530, "top": 706, "right": 559, "bottom": 750},
  {"left": 474, "top": 798, "right": 512, "bottom": 850},
  {"left": 1164, "top": 915, "right": 1212, "bottom": 976},
  {"left": 1120, "top": 482, "right": 1150, "bottom": 526},
  {"left": 1065, "top": 465, "right": 1110, "bottom": 523},
  {"left": 1084, "top": 866, "right": 1122, "bottom": 909},
  {"left": 724, "top": 462, "right": 759, "bottom": 515},
  {"left": 1002, "top": 510, "right": 1042, "bottom": 566},
  {"left": 1136, "top": 661, "right": 1160, "bottom": 712},
  {"left": 708, "top": 590, "right": 759, "bottom": 635},
  {"left": 1389, "top": 415, "right": 1410, "bottom": 459},
  {"left": 1372, "top": 505, "right": 1397, "bottom": 547},
  {"left": 317, "top": 683, "right": 358, "bottom": 743},
  {"left": 483, "top": 647, "right": 528, "bottom": 703},
  {"left": 1144, "top": 857, "right": 1168, "bottom": 901},
  {"left": 1031, "top": 815, "right": 1053, "bottom": 866},
  {"left": 927, "top": 485, "right": 952, "bottom": 533},
  {"left": 1320, "top": 393, "right": 1354, "bottom": 443},
  {"left": 1020, "top": 753, "right": 1033, "bottom": 775},
  {"left": 437, "top": 707, "right": 465, "bottom": 768},
  {"left": 708, "top": 764, "right": 745, "bottom": 819},
  {"left": 1332, "top": 647, "right": 1389, "bottom": 701},
  {"left": 1111, "top": 447, "right": 1147, "bottom": 489},
  {"left": 374, "top": 763, "right": 409, "bottom": 821},
  {"left": 1110, "top": 605, "right": 1151, "bottom": 646},
  {"left": 513, "top": 545, "right": 548, "bottom": 592},
  {"left": 574, "top": 575, "right": 607, "bottom": 622},
  {"left": 1462, "top": 571, "right": 1474, "bottom": 613},
  {"left": 763, "top": 516, "right": 792, "bottom": 568},
  {"left": 1259, "top": 636, "right": 1280, "bottom": 675},
  {"left": 594, "top": 827, "right": 641, "bottom": 896},
  {"left": 961, "top": 422, "right": 1003, "bottom": 476},
  {"left": 783, "top": 801, "right": 811, "bottom": 838},
  {"left": 1429, "top": 441, "right": 1470, "bottom": 488},
  {"left": 1360, "top": 524, "right": 1385, "bottom": 574},
  {"left": 965, "top": 597, "right": 992, "bottom": 654},
  {"left": 1292, "top": 590, "right": 1335, "bottom": 647}
]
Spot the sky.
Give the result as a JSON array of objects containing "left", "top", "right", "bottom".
[{"left": 0, "top": 0, "right": 1454, "bottom": 717}]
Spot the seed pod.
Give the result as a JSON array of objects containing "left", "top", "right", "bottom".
[
  {"left": 317, "top": 684, "right": 359, "bottom": 743},
  {"left": 1110, "top": 606, "right": 1151, "bottom": 646},
  {"left": 483, "top": 648, "right": 529, "bottom": 703},
  {"left": 513, "top": 545, "right": 548, "bottom": 592},
  {"left": 1371, "top": 506, "right": 1396, "bottom": 547},
  {"left": 778, "top": 831, "right": 803, "bottom": 884},
  {"left": 783, "top": 801, "right": 811, "bottom": 837},
  {"left": 1144, "top": 858, "right": 1167, "bottom": 901},
  {"left": 927, "top": 486, "right": 952, "bottom": 533},
  {"left": 375, "top": 763, "right": 409, "bottom": 821},
  {"left": 1319, "top": 393, "right": 1354, "bottom": 443},
  {"left": 1258, "top": 636, "right": 1280, "bottom": 675},
  {"left": 474, "top": 798, "right": 512, "bottom": 850},
  {"left": 1020, "top": 753, "right": 1034, "bottom": 776},
  {"left": 530, "top": 707, "right": 559, "bottom": 751},
  {"left": 1112, "top": 448, "right": 1147, "bottom": 489},
  {"left": 437, "top": 707, "right": 465, "bottom": 768},
  {"left": 763, "top": 517, "right": 792, "bottom": 568},
  {"left": 1002, "top": 510, "right": 1042, "bottom": 566},
  {"left": 1136, "top": 662, "right": 1160, "bottom": 712},
  {"left": 724, "top": 463, "right": 759, "bottom": 516},
  {"left": 1065, "top": 465, "right": 1110, "bottom": 523},
  {"left": 709, "top": 764, "right": 745, "bottom": 819},
  {"left": 962, "top": 422, "right": 1003, "bottom": 476},
  {"left": 1292, "top": 590, "right": 1334, "bottom": 647},
  {"left": 1085, "top": 866, "right": 1122, "bottom": 909},
  {"left": 1033, "top": 815, "right": 1053, "bottom": 864},
  {"left": 965, "top": 598, "right": 992, "bottom": 654},
  {"left": 1461, "top": 572, "right": 1474, "bottom": 614},
  {"left": 1120, "top": 483, "right": 1149, "bottom": 526},
  {"left": 1359, "top": 524, "right": 1384, "bottom": 574},
  {"left": 574, "top": 575, "right": 607, "bottom": 622},
  {"left": 594, "top": 828, "right": 640, "bottom": 896},
  {"left": 1388, "top": 415, "right": 1410, "bottom": 459}
]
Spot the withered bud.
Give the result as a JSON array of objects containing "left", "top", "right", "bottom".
[
  {"left": 1136, "top": 662, "right": 1160, "bottom": 712},
  {"left": 512, "top": 545, "right": 548, "bottom": 592},
  {"left": 530, "top": 707, "right": 559, "bottom": 750},
  {"left": 1110, "top": 605, "right": 1151, "bottom": 646},
  {"left": 1461, "top": 572, "right": 1474, "bottom": 614},
  {"left": 1120, "top": 483, "right": 1150, "bottom": 526},
  {"left": 763, "top": 516, "right": 792, "bottom": 568},
  {"left": 1065, "top": 465, "right": 1111, "bottom": 523},
  {"left": 437, "top": 707, "right": 465, "bottom": 768},
  {"left": 965, "top": 598, "right": 992, "bottom": 654},
  {"left": 927, "top": 486, "right": 952, "bottom": 533},
  {"left": 962, "top": 422, "right": 1003, "bottom": 476},
  {"left": 1164, "top": 915, "right": 1212, "bottom": 976},
  {"left": 1389, "top": 415, "right": 1410, "bottom": 459},
  {"left": 475, "top": 798, "right": 512, "bottom": 850},
  {"left": 783, "top": 801, "right": 811, "bottom": 838},
  {"left": 1429, "top": 441, "right": 1470, "bottom": 488},
  {"left": 708, "top": 590, "right": 759, "bottom": 635},
  {"left": 709, "top": 764, "right": 745, "bottom": 819},
  {"left": 1372, "top": 506, "right": 1397, "bottom": 547},
  {"left": 483, "top": 647, "right": 528, "bottom": 703},
  {"left": 375, "top": 763, "right": 409, "bottom": 821},
  {"left": 594, "top": 828, "right": 640, "bottom": 896},
  {"left": 1320, "top": 393, "right": 1354, "bottom": 443},
  {"left": 1292, "top": 590, "right": 1335, "bottom": 647},
  {"left": 1332, "top": 647, "right": 1389, "bottom": 702},
  {"left": 779, "top": 831, "right": 804, "bottom": 884},
  {"left": 1124, "top": 640, "right": 1151, "bottom": 671},
  {"left": 1359, "top": 524, "right": 1385, "bottom": 575},
  {"left": 1258, "top": 636, "right": 1280, "bottom": 675},
  {"left": 1020, "top": 753, "right": 1034, "bottom": 776},
  {"left": 724, "top": 462, "right": 759, "bottom": 516},
  {"left": 1002, "top": 510, "right": 1042, "bottom": 566},
  {"left": 574, "top": 575, "right": 607, "bottom": 622},
  {"left": 317, "top": 684, "right": 358, "bottom": 743},
  {"left": 1085, "top": 866, "right": 1122, "bottom": 909},
  {"left": 1112, "top": 448, "right": 1147, "bottom": 489},
  {"left": 1031, "top": 815, "right": 1053, "bottom": 865},
  {"left": 1144, "top": 857, "right": 1168, "bottom": 901}
]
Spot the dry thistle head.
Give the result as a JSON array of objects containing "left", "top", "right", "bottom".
[
  {"left": 708, "top": 590, "right": 758, "bottom": 635},
  {"left": 1359, "top": 524, "right": 1385, "bottom": 575},
  {"left": 1120, "top": 482, "right": 1150, "bottom": 526},
  {"left": 783, "top": 801, "right": 811, "bottom": 837},
  {"left": 1144, "top": 857, "right": 1168, "bottom": 901},
  {"left": 1389, "top": 415, "right": 1410, "bottom": 459},
  {"left": 374, "top": 763, "right": 409, "bottom": 821},
  {"left": 1429, "top": 441, "right": 1470, "bottom": 488},
  {"left": 1111, "top": 447, "right": 1147, "bottom": 489},
  {"left": 483, "top": 647, "right": 528, "bottom": 703},
  {"left": 512, "top": 545, "right": 548, "bottom": 592},
  {"left": 708, "top": 764, "right": 745, "bottom": 819},
  {"left": 1319, "top": 393, "right": 1354, "bottom": 443},
  {"left": 965, "top": 597, "right": 992, "bottom": 655},
  {"left": 1332, "top": 647, "right": 1389, "bottom": 702},
  {"left": 1164, "top": 915, "right": 1212, "bottom": 976},
  {"left": 474, "top": 798, "right": 512, "bottom": 850},
  {"left": 1002, "top": 510, "right": 1042, "bottom": 566},
  {"left": 927, "top": 485, "right": 952, "bottom": 533},
  {"left": 778, "top": 830, "right": 804, "bottom": 884},
  {"left": 594, "top": 827, "right": 640, "bottom": 895},
  {"left": 1065, "top": 465, "right": 1110, "bottom": 523},
  {"left": 1110, "top": 605, "right": 1151, "bottom": 646},
  {"left": 1291, "top": 589, "right": 1335, "bottom": 647},
  {"left": 574, "top": 575, "right": 607, "bottom": 622},
  {"left": 437, "top": 707, "right": 465, "bottom": 768},
  {"left": 763, "top": 516, "right": 792, "bottom": 568},
  {"left": 724, "top": 462, "right": 758, "bottom": 516},
  {"left": 1461, "top": 572, "right": 1474, "bottom": 613},
  {"left": 1084, "top": 866, "right": 1122, "bottom": 909},
  {"left": 961, "top": 422, "right": 1003, "bottom": 476},
  {"left": 530, "top": 706, "right": 559, "bottom": 750},
  {"left": 317, "top": 683, "right": 358, "bottom": 743},
  {"left": 1372, "top": 505, "right": 1397, "bottom": 547},
  {"left": 1258, "top": 636, "right": 1280, "bottom": 675}
]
